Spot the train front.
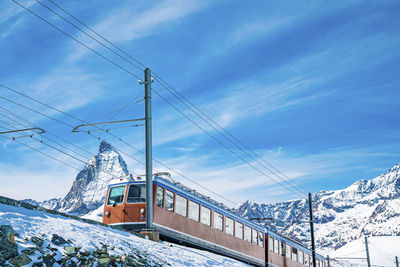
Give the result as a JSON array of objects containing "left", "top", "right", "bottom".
[{"left": 102, "top": 176, "right": 147, "bottom": 230}]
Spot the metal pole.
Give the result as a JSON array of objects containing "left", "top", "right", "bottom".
[
  {"left": 395, "top": 256, "right": 399, "bottom": 267},
  {"left": 365, "top": 236, "right": 371, "bottom": 267},
  {"left": 327, "top": 255, "right": 330, "bottom": 267},
  {"left": 144, "top": 68, "right": 153, "bottom": 229},
  {"left": 308, "top": 193, "right": 317, "bottom": 267}
]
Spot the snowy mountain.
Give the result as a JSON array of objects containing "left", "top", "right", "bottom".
[
  {"left": 236, "top": 163, "right": 400, "bottom": 252},
  {"left": 23, "top": 140, "right": 130, "bottom": 216}
]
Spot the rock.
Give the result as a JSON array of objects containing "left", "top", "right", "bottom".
[
  {"left": 79, "top": 257, "right": 95, "bottom": 267},
  {"left": 0, "top": 225, "right": 19, "bottom": 260},
  {"left": 50, "top": 234, "right": 68, "bottom": 246},
  {"left": 42, "top": 253, "right": 56, "bottom": 267},
  {"left": 0, "top": 225, "right": 16, "bottom": 243},
  {"left": 30, "top": 236, "right": 44, "bottom": 247},
  {"left": 21, "top": 247, "right": 36, "bottom": 255},
  {"left": 32, "top": 262, "right": 44, "bottom": 267},
  {"left": 63, "top": 247, "right": 76, "bottom": 256},
  {"left": 97, "top": 257, "right": 111, "bottom": 266},
  {"left": 9, "top": 254, "right": 32, "bottom": 266},
  {"left": 81, "top": 251, "right": 91, "bottom": 257},
  {"left": 61, "top": 259, "right": 77, "bottom": 267}
]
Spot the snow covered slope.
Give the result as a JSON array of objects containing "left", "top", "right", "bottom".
[
  {"left": 0, "top": 203, "right": 250, "bottom": 267},
  {"left": 331, "top": 236, "right": 400, "bottom": 266},
  {"left": 236, "top": 163, "right": 400, "bottom": 252}
]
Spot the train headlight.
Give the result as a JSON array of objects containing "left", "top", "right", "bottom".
[
  {"left": 105, "top": 211, "right": 110, "bottom": 217},
  {"left": 140, "top": 208, "right": 144, "bottom": 214}
]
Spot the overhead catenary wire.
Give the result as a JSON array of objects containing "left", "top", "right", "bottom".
[
  {"left": 17, "top": 0, "right": 310, "bottom": 198},
  {"left": 11, "top": 0, "right": 142, "bottom": 81},
  {"left": 40, "top": 0, "right": 309, "bottom": 197},
  {"left": 10, "top": 0, "right": 311, "bottom": 200},
  {"left": 0, "top": 88, "right": 238, "bottom": 206}
]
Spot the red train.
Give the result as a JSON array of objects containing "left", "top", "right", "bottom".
[{"left": 102, "top": 173, "right": 326, "bottom": 267}]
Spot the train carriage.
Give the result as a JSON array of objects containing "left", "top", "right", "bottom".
[{"left": 102, "top": 174, "right": 326, "bottom": 267}]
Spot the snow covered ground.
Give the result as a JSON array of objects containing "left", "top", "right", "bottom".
[
  {"left": 331, "top": 236, "right": 400, "bottom": 267},
  {"left": 0, "top": 203, "right": 251, "bottom": 266}
]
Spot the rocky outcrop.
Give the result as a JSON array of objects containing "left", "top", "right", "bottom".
[{"left": 0, "top": 225, "right": 18, "bottom": 261}]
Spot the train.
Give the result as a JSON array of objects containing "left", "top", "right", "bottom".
[{"left": 102, "top": 173, "right": 326, "bottom": 267}]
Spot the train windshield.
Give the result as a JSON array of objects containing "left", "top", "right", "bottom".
[
  {"left": 126, "top": 184, "right": 146, "bottom": 203},
  {"left": 107, "top": 185, "right": 126, "bottom": 206}
]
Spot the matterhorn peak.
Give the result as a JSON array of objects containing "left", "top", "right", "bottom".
[{"left": 99, "top": 140, "right": 115, "bottom": 153}]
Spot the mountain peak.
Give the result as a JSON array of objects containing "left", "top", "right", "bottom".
[{"left": 99, "top": 140, "right": 115, "bottom": 153}]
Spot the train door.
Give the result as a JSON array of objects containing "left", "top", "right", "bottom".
[{"left": 103, "top": 185, "right": 127, "bottom": 225}]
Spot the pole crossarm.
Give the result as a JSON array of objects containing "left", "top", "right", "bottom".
[
  {"left": 0, "top": 127, "right": 45, "bottom": 135},
  {"left": 71, "top": 118, "right": 145, "bottom": 132}
]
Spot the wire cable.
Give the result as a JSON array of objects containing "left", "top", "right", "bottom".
[
  {"left": 37, "top": 0, "right": 310, "bottom": 196},
  {"left": 11, "top": 0, "right": 310, "bottom": 201},
  {"left": 0, "top": 87, "right": 239, "bottom": 206},
  {"left": 11, "top": 0, "right": 142, "bottom": 80},
  {"left": 28, "top": 0, "right": 307, "bottom": 197}
]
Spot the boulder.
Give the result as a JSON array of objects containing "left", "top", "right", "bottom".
[
  {"left": 30, "top": 236, "right": 44, "bottom": 247},
  {"left": 9, "top": 254, "right": 32, "bottom": 266},
  {"left": 0, "top": 225, "right": 18, "bottom": 261},
  {"left": 50, "top": 234, "right": 68, "bottom": 246}
]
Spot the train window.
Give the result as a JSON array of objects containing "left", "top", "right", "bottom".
[
  {"left": 200, "top": 206, "right": 211, "bottom": 226},
  {"left": 188, "top": 201, "right": 199, "bottom": 222},
  {"left": 225, "top": 217, "right": 234, "bottom": 235},
  {"left": 258, "top": 232, "right": 264, "bottom": 247},
  {"left": 126, "top": 184, "right": 146, "bottom": 203},
  {"left": 292, "top": 247, "right": 298, "bottom": 261},
  {"left": 274, "top": 239, "right": 279, "bottom": 253},
  {"left": 243, "top": 226, "right": 251, "bottom": 242},
  {"left": 281, "top": 242, "right": 286, "bottom": 256},
  {"left": 286, "top": 244, "right": 291, "bottom": 259},
  {"left": 235, "top": 222, "right": 243, "bottom": 239},
  {"left": 304, "top": 254, "right": 309, "bottom": 265},
  {"left": 107, "top": 185, "right": 126, "bottom": 206},
  {"left": 252, "top": 229, "right": 257, "bottom": 245},
  {"left": 298, "top": 250, "right": 303, "bottom": 263},
  {"left": 165, "top": 190, "right": 174, "bottom": 211},
  {"left": 269, "top": 237, "right": 273, "bottom": 251},
  {"left": 175, "top": 195, "right": 187, "bottom": 217},
  {"left": 213, "top": 211, "right": 223, "bottom": 231},
  {"left": 156, "top": 187, "right": 164, "bottom": 208}
]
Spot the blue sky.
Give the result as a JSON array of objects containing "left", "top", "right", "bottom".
[{"left": 0, "top": 0, "right": 399, "bottom": 205}]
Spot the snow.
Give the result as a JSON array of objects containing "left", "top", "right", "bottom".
[
  {"left": 331, "top": 236, "right": 400, "bottom": 267},
  {"left": 0, "top": 203, "right": 251, "bottom": 267}
]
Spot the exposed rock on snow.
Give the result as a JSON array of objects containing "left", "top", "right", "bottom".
[{"left": 0, "top": 203, "right": 249, "bottom": 267}]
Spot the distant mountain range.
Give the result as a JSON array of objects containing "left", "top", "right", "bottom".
[
  {"left": 236, "top": 163, "right": 400, "bottom": 251},
  {"left": 23, "top": 141, "right": 400, "bottom": 252}
]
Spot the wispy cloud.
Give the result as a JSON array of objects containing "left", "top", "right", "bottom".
[{"left": 68, "top": 0, "right": 210, "bottom": 62}]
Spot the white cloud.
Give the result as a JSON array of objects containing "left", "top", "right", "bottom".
[
  {"left": 68, "top": 0, "right": 210, "bottom": 62},
  {"left": 0, "top": 0, "right": 35, "bottom": 25}
]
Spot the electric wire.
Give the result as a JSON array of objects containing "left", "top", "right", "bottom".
[
  {"left": 152, "top": 88, "right": 306, "bottom": 199},
  {"left": 35, "top": 0, "right": 145, "bottom": 73},
  {"left": 88, "top": 92, "right": 143, "bottom": 123},
  {"left": 0, "top": 87, "right": 238, "bottom": 206},
  {"left": 11, "top": 0, "right": 142, "bottom": 80},
  {"left": 12, "top": 0, "right": 310, "bottom": 201},
  {"left": 40, "top": 0, "right": 309, "bottom": 196},
  {"left": 10, "top": 0, "right": 310, "bottom": 198},
  {"left": 153, "top": 75, "right": 310, "bottom": 195},
  {"left": 44, "top": 0, "right": 147, "bottom": 70}
]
